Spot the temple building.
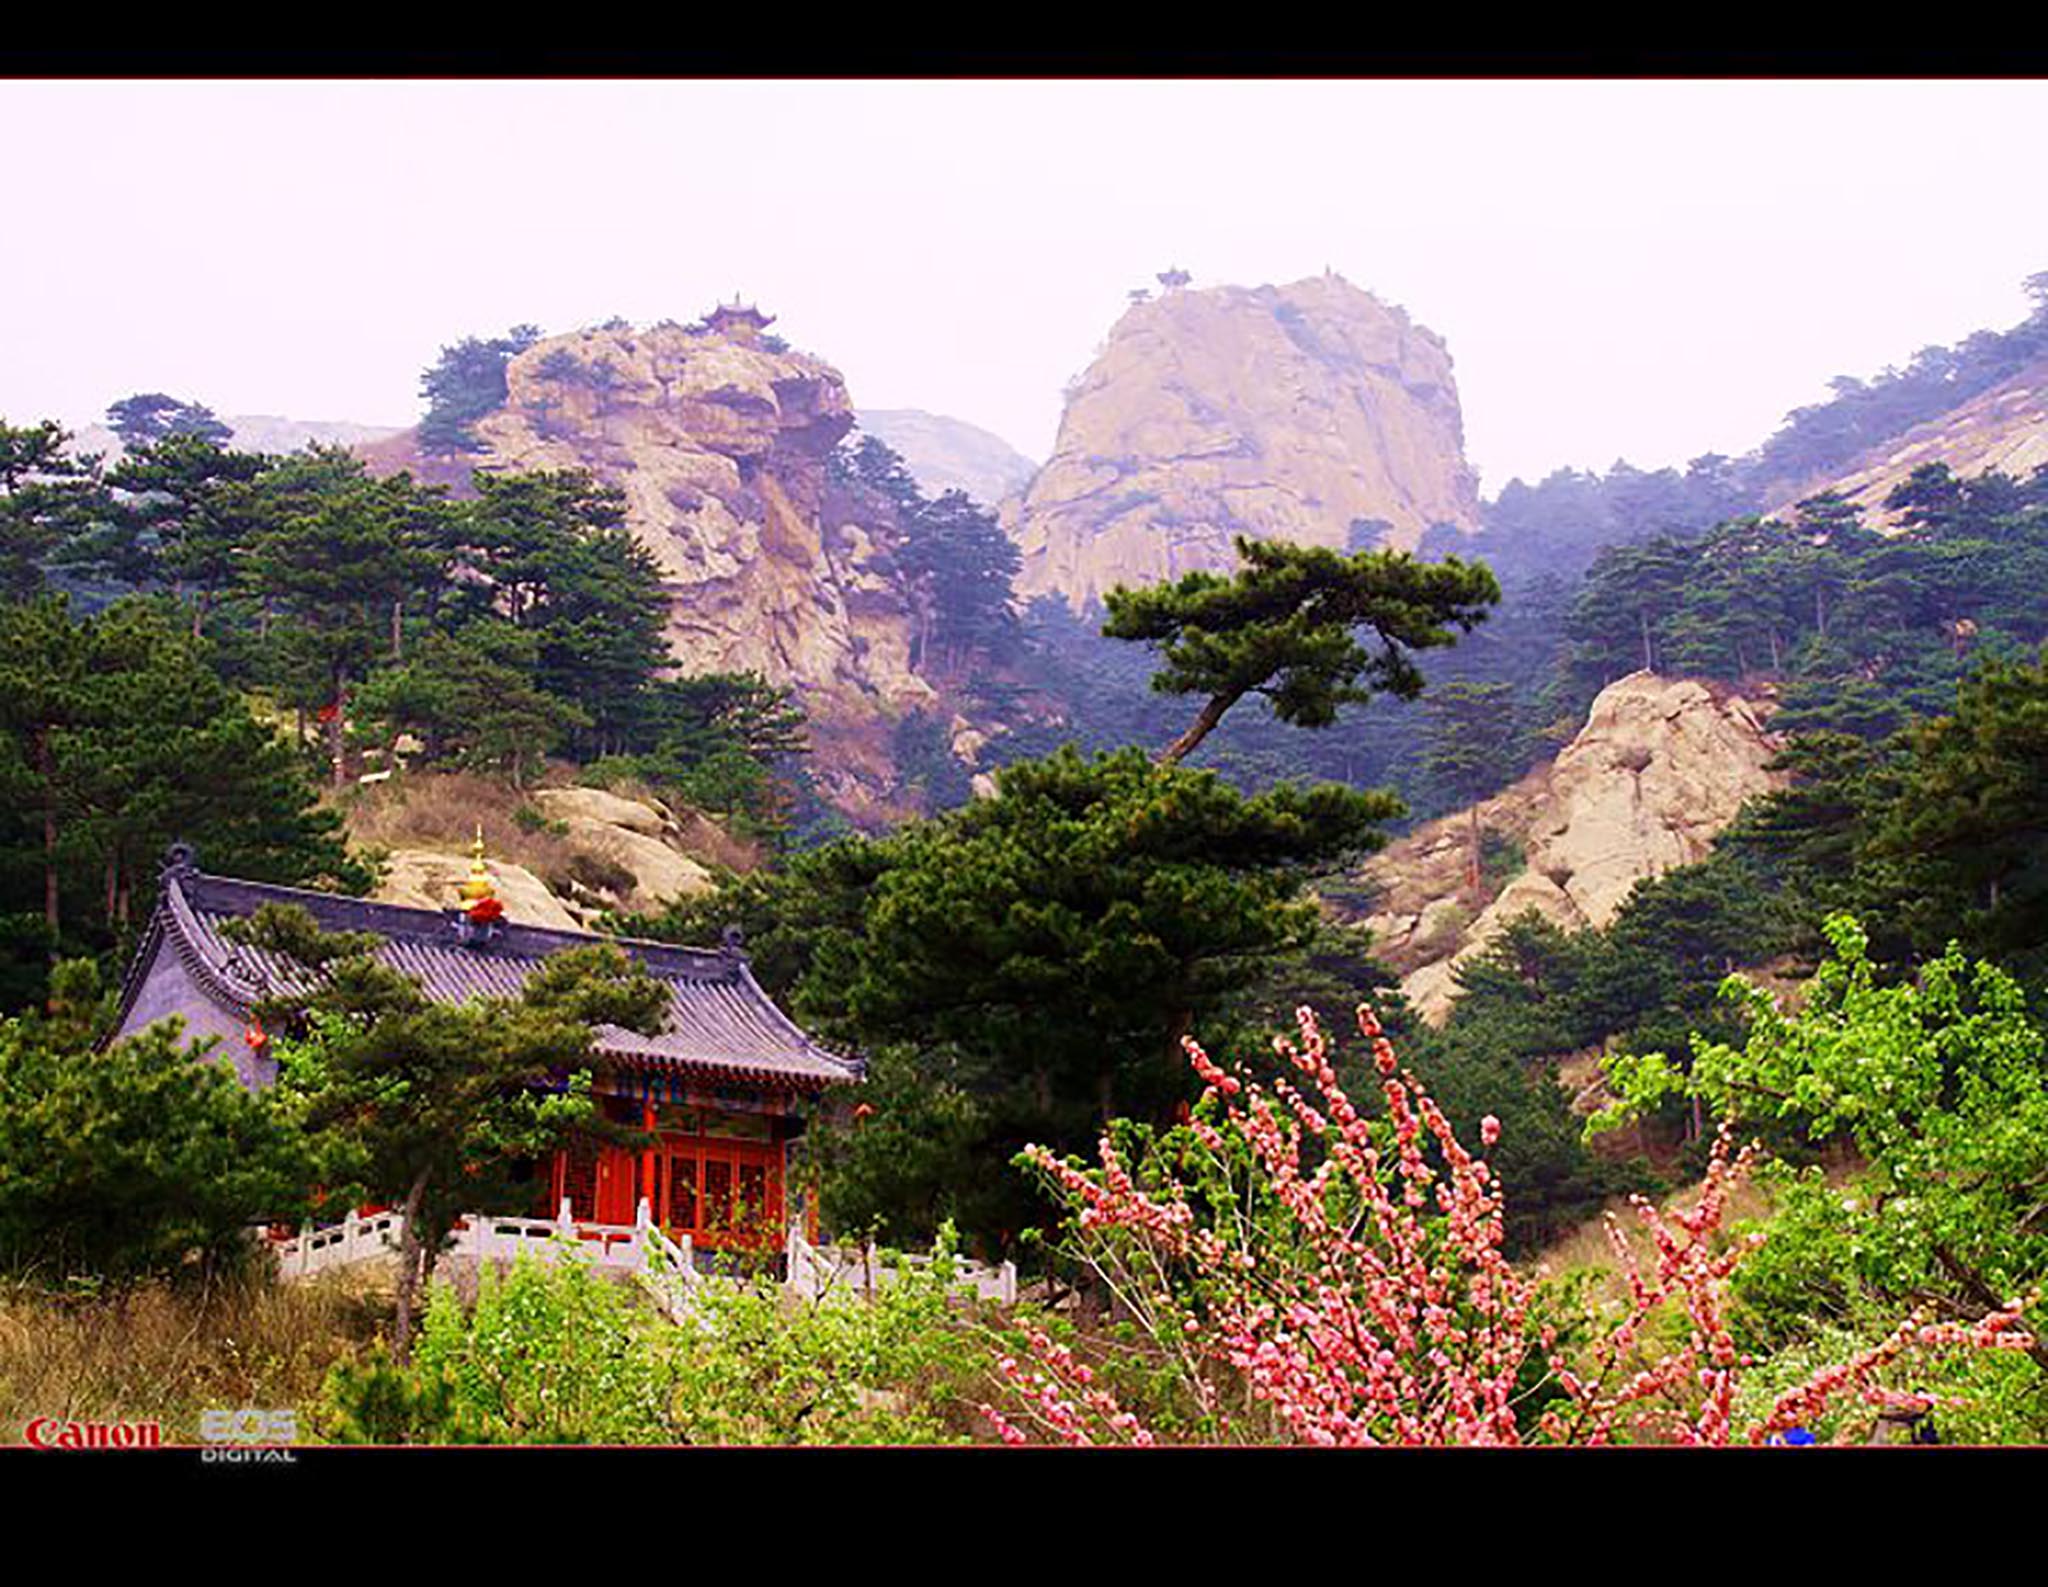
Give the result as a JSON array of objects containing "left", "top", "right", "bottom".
[
  {"left": 700, "top": 300, "right": 776, "bottom": 345},
  {"left": 111, "top": 841, "right": 862, "bottom": 1256}
]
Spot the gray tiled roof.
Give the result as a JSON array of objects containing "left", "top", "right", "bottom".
[{"left": 116, "top": 861, "right": 862, "bottom": 1093}]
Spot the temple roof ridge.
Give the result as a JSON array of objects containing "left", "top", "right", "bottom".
[{"left": 112, "top": 860, "right": 862, "bottom": 1093}]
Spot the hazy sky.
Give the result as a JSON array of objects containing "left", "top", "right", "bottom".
[{"left": 6, "top": 80, "right": 2044, "bottom": 492}]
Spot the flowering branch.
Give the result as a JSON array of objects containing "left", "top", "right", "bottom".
[{"left": 990, "top": 1005, "right": 2035, "bottom": 1446}]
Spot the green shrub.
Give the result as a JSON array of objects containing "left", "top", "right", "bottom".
[{"left": 317, "top": 1239, "right": 995, "bottom": 1445}]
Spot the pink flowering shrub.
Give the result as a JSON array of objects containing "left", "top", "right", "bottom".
[{"left": 986, "top": 1005, "right": 2034, "bottom": 1446}]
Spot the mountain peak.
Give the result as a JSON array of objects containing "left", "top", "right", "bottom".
[{"left": 1007, "top": 276, "right": 1481, "bottom": 610}]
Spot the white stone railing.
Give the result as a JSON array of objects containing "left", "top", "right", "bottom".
[
  {"left": 268, "top": 1203, "right": 1011, "bottom": 1311},
  {"left": 785, "top": 1223, "right": 1016, "bottom": 1306},
  {"left": 273, "top": 1207, "right": 406, "bottom": 1279},
  {"left": 267, "top": 1199, "right": 697, "bottom": 1305}
]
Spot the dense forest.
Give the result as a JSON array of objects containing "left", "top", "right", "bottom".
[{"left": 0, "top": 393, "right": 819, "bottom": 1009}]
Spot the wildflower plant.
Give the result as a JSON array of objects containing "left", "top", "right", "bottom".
[{"left": 990, "top": 1004, "right": 2034, "bottom": 1446}]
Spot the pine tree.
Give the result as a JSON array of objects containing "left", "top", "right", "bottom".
[
  {"left": 240, "top": 908, "right": 669, "bottom": 1361},
  {"left": 1102, "top": 536, "right": 1500, "bottom": 765},
  {"left": 1421, "top": 679, "right": 1520, "bottom": 894}
]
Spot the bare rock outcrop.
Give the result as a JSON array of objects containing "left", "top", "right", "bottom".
[
  {"left": 1354, "top": 673, "right": 1785, "bottom": 1024},
  {"left": 529, "top": 787, "right": 715, "bottom": 910},
  {"left": 358, "top": 314, "right": 935, "bottom": 824},
  {"left": 354, "top": 773, "right": 722, "bottom": 931},
  {"left": 375, "top": 850, "right": 581, "bottom": 930},
  {"left": 1005, "top": 274, "right": 1483, "bottom": 610},
  {"left": 1764, "top": 356, "right": 2048, "bottom": 528}
]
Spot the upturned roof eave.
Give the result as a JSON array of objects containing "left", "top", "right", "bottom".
[{"left": 129, "top": 864, "right": 861, "bottom": 1093}]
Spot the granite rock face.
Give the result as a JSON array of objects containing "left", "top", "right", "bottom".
[
  {"left": 1006, "top": 275, "right": 1483, "bottom": 610},
  {"left": 1764, "top": 356, "right": 2048, "bottom": 528},
  {"left": 1354, "top": 672, "right": 1785, "bottom": 1024},
  {"left": 375, "top": 850, "right": 581, "bottom": 931},
  {"left": 359, "top": 317, "right": 935, "bottom": 824},
  {"left": 369, "top": 786, "right": 716, "bottom": 930}
]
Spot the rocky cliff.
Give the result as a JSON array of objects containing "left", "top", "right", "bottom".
[
  {"left": 358, "top": 317, "right": 935, "bottom": 823},
  {"left": 854, "top": 409, "right": 1038, "bottom": 507},
  {"left": 1005, "top": 275, "right": 1483, "bottom": 610},
  {"left": 1764, "top": 355, "right": 2048, "bottom": 527},
  {"left": 1353, "top": 673, "right": 1785, "bottom": 1024}
]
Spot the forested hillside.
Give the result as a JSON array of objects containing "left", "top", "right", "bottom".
[{"left": 6, "top": 274, "right": 2048, "bottom": 1448}]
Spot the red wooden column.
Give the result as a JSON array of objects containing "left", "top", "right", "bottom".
[{"left": 640, "top": 1100, "right": 658, "bottom": 1223}]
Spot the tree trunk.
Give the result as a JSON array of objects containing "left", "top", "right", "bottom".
[
  {"left": 392, "top": 1168, "right": 433, "bottom": 1366},
  {"left": 390, "top": 598, "right": 404, "bottom": 661},
  {"left": 34, "top": 727, "right": 58, "bottom": 944},
  {"left": 329, "top": 664, "right": 348, "bottom": 790},
  {"left": 1159, "top": 691, "right": 1239, "bottom": 767}
]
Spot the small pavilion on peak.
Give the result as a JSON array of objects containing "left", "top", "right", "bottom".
[
  {"left": 111, "top": 840, "right": 861, "bottom": 1257},
  {"left": 701, "top": 299, "right": 776, "bottom": 345}
]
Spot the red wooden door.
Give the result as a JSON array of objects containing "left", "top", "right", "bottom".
[
  {"left": 594, "top": 1145, "right": 637, "bottom": 1226},
  {"left": 658, "top": 1136, "right": 783, "bottom": 1250}
]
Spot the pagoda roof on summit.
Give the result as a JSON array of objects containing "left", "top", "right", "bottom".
[{"left": 703, "top": 300, "right": 776, "bottom": 330}]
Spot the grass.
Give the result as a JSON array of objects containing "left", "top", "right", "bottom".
[
  {"left": 0, "top": 1268, "right": 389, "bottom": 1445},
  {"left": 1531, "top": 1171, "right": 1780, "bottom": 1319},
  {"left": 338, "top": 767, "right": 761, "bottom": 903}
]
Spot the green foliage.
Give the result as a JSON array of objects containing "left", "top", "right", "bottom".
[
  {"left": 0, "top": 961, "right": 315, "bottom": 1281},
  {"left": 1596, "top": 915, "right": 2048, "bottom": 1377},
  {"left": 320, "top": 1240, "right": 984, "bottom": 1445},
  {"left": 587, "top": 670, "right": 808, "bottom": 842},
  {"left": 656, "top": 745, "right": 1401, "bottom": 1248},
  {"left": 803, "top": 1044, "right": 992, "bottom": 1247},
  {"left": 79, "top": 433, "right": 267, "bottom": 617},
  {"left": 104, "top": 394, "right": 231, "bottom": 452},
  {"left": 1866, "top": 647, "right": 2048, "bottom": 971},
  {"left": 417, "top": 325, "right": 542, "bottom": 456},
  {"left": 1559, "top": 469, "right": 2048, "bottom": 729},
  {"left": 353, "top": 620, "right": 584, "bottom": 785},
  {"left": 1102, "top": 535, "right": 1501, "bottom": 763},
  {"left": 1421, "top": 679, "right": 1522, "bottom": 813},
  {"left": 244, "top": 905, "right": 670, "bottom": 1354},
  {"left": 1717, "top": 647, "right": 2048, "bottom": 976},
  {"left": 661, "top": 1242, "right": 980, "bottom": 1445},
  {"left": 0, "top": 419, "right": 105, "bottom": 600},
  {"left": 321, "top": 1255, "right": 671, "bottom": 1444},
  {"left": 0, "top": 594, "right": 364, "bottom": 999},
  {"left": 1479, "top": 827, "right": 1524, "bottom": 887}
]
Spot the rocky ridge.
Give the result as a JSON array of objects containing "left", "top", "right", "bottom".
[
  {"left": 358, "top": 316, "right": 936, "bottom": 824},
  {"left": 1765, "top": 355, "right": 2048, "bottom": 527},
  {"left": 1005, "top": 275, "right": 1483, "bottom": 610},
  {"left": 1353, "top": 672, "right": 1785, "bottom": 1024}
]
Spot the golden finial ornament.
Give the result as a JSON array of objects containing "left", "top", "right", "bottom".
[{"left": 459, "top": 823, "right": 497, "bottom": 905}]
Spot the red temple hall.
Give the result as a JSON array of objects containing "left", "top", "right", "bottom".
[{"left": 112, "top": 843, "right": 862, "bottom": 1259}]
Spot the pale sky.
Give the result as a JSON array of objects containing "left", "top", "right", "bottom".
[{"left": 5, "top": 80, "right": 2044, "bottom": 493}]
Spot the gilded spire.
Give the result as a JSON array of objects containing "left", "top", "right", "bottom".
[{"left": 459, "top": 823, "right": 497, "bottom": 905}]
